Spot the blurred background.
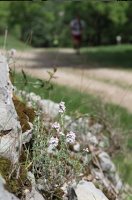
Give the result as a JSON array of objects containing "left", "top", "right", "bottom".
[{"left": 0, "top": 1, "right": 132, "bottom": 48}]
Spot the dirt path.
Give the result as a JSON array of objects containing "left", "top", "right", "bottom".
[{"left": 12, "top": 48, "right": 132, "bottom": 112}]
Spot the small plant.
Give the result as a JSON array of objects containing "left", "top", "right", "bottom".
[{"left": 31, "top": 101, "right": 91, "bottom": 199}]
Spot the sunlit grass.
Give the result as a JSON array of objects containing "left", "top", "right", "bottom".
[
  {"left": 81, "top": 44, "right": 132, "bottom": 69},
  {"left": 0, "top": 35, "right": 33, "bottom": 51}
]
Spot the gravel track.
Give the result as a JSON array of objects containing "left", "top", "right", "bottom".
[{"left": 12, "top": 48, "right": 132, "bottom": 112}]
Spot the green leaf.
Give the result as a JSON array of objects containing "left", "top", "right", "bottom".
[
  {"left": 46, "top": 84, "right": 53, "bottom": 90},
  {"left": 47, "top": 71, "right": 53, "bottom": 78},
  {"left": 21, "top": 69, "right": 27, "bottom": 85},
  {"left": 53, "top": 65, "right": 57, "bottom": 73},
  {"left": 33, "top": 79, "right": 44, "bottom": 88}
]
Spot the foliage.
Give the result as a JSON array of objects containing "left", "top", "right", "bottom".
[
  {"left": 7, "top": 2, "right": 66, "bottom": 47},
  {"left": 0, "top": 2, "right": 9, "bottom": 34},
  {"left": 1, "top": 1, "right": 132, "bottom": 47}
]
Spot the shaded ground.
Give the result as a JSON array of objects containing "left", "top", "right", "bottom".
[{"left": 12, "top": 48, "right": 132, "bottom": 111}]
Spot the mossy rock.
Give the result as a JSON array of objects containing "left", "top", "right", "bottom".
[
  {"left": 54, "top": 188, "right": 64, "bottom": 200},
  {"left": 0, "top": 153, "right": 31, "bottom": 198},
  {"left": 9, "top": 68, "right": 35, "bottom": 133},
  {"left": 40, "top": 188, "right": 64, "bottom": 200},
  {"left": 24, "top": 107, "right": 35, "bottom": 123},
  {"left": 0, "top": 156, "right": 11, "bottom": 178},
  {"left": 13, "top": 99, "right": 35, "bottom": 133}
]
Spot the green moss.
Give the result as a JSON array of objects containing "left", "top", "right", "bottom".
[
  {"left": 39, "top": 188, "right": 64, "bottom": 200},
  {"left": 13, "top": 99, "right": 35, "bottom": 133},
  {"left": 53, "top": 188, "right": 64, "bottom": 200},
  {"left": 19, "top": 149, "right": 27, "bottom": 163},
  {"left": 24, "top": 107, "right": 35, "bottom": 123},
  {"left": 0, "top": 154, "right": 31, "bottom": 198},
  {"left": 0, "top": 156, "right": 11, "bottom": 178}
]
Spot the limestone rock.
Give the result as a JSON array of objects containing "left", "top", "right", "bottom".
[
  {"left": 98, "top": 152, "right": 116, "bottom": 172},
  {"left": 0, "top": 54, "right": 22, "bottom": 164},
  {"left": 99, "top": 135, "right": 109, "bottom": 148},
  {"left": 73, "top": 142, "right": 80, "bottom": 152},
  {"left": 22, "top": 122, "right": 34, "bottom": 144},
  {"left": 109, "top": 172, "right": 123, "bottom": 193},
  {"left": 62, "top": 181, "right": 108, "bottom": 200},
  {"left": 89, "top": 123, "right": 103, "bottom": 135},
  {"left": 82, "top": 132, "right": 98, "bottom": 145},
  {"left": 0, "top": 174, "right": 19, "bottom": 200},
  {"left": 39, "top": 99, "right": 59, "bottom": 118},
  {"left": 73, "top": 180, "right": 108, "bottom": 200},
  {"left": 67, "top": 187, "right": 78, "bottom": 200},
  {"left": 25, "top": 171, "right": 45, "bottom": 200}
]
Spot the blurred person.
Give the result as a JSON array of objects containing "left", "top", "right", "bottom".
[
  {"left": 53, "top": 34, "right": 59, "bottom": 47},
  {"left": 69, "top": 14, "right": 85, "bottom": 54}
]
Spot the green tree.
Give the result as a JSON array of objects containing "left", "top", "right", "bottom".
[
  {"left": 64, "top": 1, "right": 129, "bottom": 46},
  {"left": 0, "top": 2, "right": 9, "bottom": 34},
  {"left": 8, "top": 2, "right": 47, "bottom": 41},
  {"left": 8, "top": 2, "right": 66, "bottom": 47},
  {"left": 6, "top": 1, "right": 131, "bottom": 47}
]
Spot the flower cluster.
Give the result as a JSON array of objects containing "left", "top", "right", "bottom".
[
  {"left": 52, "top": 122, "right": 60, "bottom": 132},
  {"left": 59, "top": 101, "right": 66, "bottom": 114},
  {"left": 66, "top": 131, "right": 76, "bottom": 144},
  {"left": 49, "top": 136, "right": 59, "bottom": 148},
  {"left": 83, "top": 148, "right": 89, "bottom": 152}
]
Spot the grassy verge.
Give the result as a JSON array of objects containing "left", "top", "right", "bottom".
[
  {"left": 14, "top": 71, "right": 132, "bottom": 186},
  {"left": 81, "top": 44, "right": 132, "bottom": 69},
  {"left": 85, "top": 74, "right": 132, "bottom": 90},
  {"left": 0, "top": 35, "right": 33, "bottom": 51}
]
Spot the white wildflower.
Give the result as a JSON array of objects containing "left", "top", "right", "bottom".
[
  {"left": 66, "top": 131, "right": 76, "bottom": 144},
  {"left": 52, "top": 122, "right": 60, "bottom": 132},
  {"left": 49, "top": 136, "right": 59, "bottom": 148},
  {"left": 59, "top": 101, "right": 66, "bottom": 114},
  {"left": 83, "top": 148, "right": 89, "bottom": 152}
]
